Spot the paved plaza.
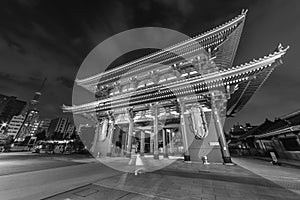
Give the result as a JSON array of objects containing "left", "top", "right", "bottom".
[{"left": 45, "top": 156, "right": 300, "bottom": 200}]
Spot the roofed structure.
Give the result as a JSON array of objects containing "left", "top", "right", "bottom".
[{"left": 62, "top": 10, "right": 289, "bottom": 165}]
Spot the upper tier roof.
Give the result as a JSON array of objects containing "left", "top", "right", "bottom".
[{"left": 75, "top": 10, "right": 248, "bottom": 92}]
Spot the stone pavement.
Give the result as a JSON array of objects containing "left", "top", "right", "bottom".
[
  {"left": 45, "top": 157, "right": 300, "bottom": 200},
  {"left": 232, "top": 157, "right": 300, "bottom": 195},
  {"left": 251, "top": 156, "right": 300, "bottom": 169}
]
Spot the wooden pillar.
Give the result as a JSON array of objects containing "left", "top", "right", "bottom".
[
  {"left": 257, "top": 139, "right": 265, "bottom": 150},
  {"left": 162, "top": 129, "right": 168, "bottom": 158},
  {"left": 90, "top": 124, "right": 99, "bottom": 154},
  {"left": 121, "top": 131, "right": 126, "bottom": 156},
  {"left": 211, "top": 92, "right": 232, "bottom": 164},
  {"left": 126, "top": 111, "right": 134, "bottom": 158},
  {"left": 179, "top": 100, "right": 191, "bottom": 162},
  {"left": 150, "top": 132, "right": 154, "bottom": 153},
  {"left": 295, "top": 133, "right": 300, "bottom": 146},
  {"left": 140, "top": 130, "right": 145, "bottom": 156},
  {"left": 169, "top": 129, "right": 174, "bottom": 156},
  {"left": 153, "top": 104, "right": 159, "bottom": 159},
  {"left": 122, "top": 128, "right": 128, "bottom": 156},
  {"left": 106, "top": 121, "right": 114, "bottom": 157}
]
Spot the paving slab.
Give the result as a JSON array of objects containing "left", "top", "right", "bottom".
[
  {"left": 43, "top": 184, "right": 167, "bottom": 200},
  {"left": 44, "top": 159, "right": 300, "bottom": 200}
]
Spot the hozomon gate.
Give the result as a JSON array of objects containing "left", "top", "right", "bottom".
[{"left": 63, "top": 10, "right": 289, "bottom": 164}]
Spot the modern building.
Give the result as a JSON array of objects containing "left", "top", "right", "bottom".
[
  {"left": 47, "top": 117, "right": 70, "bottom": 140},
  {"left": 64, "top": 123, "right": 76, "bottom": 139},
  {"left": 15, "top": 78, "right": 46, "bottom": 141},
  {"left": 62, "top": 10, "right": 289, "bottom": 164},
  {"left": 6, "top": 115, "right": 25, "bottom": 138},
  {"left": 15, "top": 109, "right": 40, "bottom": 141},
  {"left": 0, "top": 94, "right": 26, "bottom": 123},
  {"left": 37, "top": 118, "right": 51, "bottom": 134}
]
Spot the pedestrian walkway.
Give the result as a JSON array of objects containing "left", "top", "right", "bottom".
[
  {"left": 251, "top": 156, "right": 300, "bottom": 169},
  {"left": 44, "top": 183, "right": 166, "bottom": 200},
  {"left": 232, "top": 157, "right": 300, "bottom": 195},
  {"left": 95, "top": 154, "right": 182, "bottom": 173},
  {"left": 46, "top": 159, "right": 300, "bottom": 200}
]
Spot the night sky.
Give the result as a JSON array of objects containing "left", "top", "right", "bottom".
[{"left": 0, "top": 0, "right": 299, "bottom": 131}]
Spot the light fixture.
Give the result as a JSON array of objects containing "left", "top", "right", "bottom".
[{"left": 0, "top": 121, "right": 8, "bottom": 129}]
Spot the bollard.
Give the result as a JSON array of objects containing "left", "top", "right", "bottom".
[{"left": 202, "top": 156, "right": 210, "bottom": 165}]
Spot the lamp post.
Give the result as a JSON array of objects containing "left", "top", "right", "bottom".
[{"left": 0, "top": 122, "right": 8, "bottom": 133}]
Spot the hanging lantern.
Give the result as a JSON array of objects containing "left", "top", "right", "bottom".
[{"left": 189, "top": 106, "right": 208, "bottom": 139}]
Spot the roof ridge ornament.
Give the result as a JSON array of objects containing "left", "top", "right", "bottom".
[
  {"left": 277, "top": 43, "right": 290, "bottom": 53},
  {"left": 241, "top": 9, "right": 248, "bottom": 15}
]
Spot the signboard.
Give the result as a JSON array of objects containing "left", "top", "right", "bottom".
[{"left": 209, "top": 141, "right": 220, "bottom": 146}]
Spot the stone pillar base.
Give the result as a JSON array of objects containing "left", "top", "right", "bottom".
[
  {"left": 126, "top": 153, "right": 131, "bottom": 158},
  {"left": 140, "top": 152, "right": 144, "bottom": 157},
  {"left": 223, "top": 156, "right": 232, "bottom": 164},
  {"left": 106, "top": 152, "right": 112, "bottom": 157},
  {"left": 184, "top": 155, "right": 191, "bottom": 162},
  {"left": 164, "top": 153, "right": 169, "bottom": 158},
  {"left": 154, "top": 154, "right": 159, "bottom": 159}
]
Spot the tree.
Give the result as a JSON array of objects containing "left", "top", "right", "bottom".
[{"left": 36, "top": 130, "right": 46, "bottom": 141}]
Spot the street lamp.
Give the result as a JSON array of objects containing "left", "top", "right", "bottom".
[
  {"left": 0, "top": 121, "right": 8, "bottom": 130},
  {"left": 0, "top": 121, "right": 8, "bottom": 134}
]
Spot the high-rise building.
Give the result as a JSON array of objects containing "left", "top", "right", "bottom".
[
  {"left": 6, "top": 115, "right": 25, "bottom": 138},
  {"left": 15, "top": 109, "right": 40, "bottom": 141},
  {"left": 47, "top": 117, "right": 70, "bottom": 140},
  {"left": 15, "top": 79, "right": 46, "bottom": 141},
  {"left": 0, "top": 94, "right": 26, "bottom": 123}
]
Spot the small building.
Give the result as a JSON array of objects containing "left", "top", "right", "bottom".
[
  {"left": 228, "top": 123, "right": 256, "bottom": 140},
  {"left": 255, "top": 111, "right": 300, "bottom": 160},
  {"left": 230, "top": 110, "right": 300, "bottom": 161}
]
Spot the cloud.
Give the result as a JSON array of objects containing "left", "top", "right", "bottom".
[{"left": 56, "top": 76, "right": 74, "bottom": 88}]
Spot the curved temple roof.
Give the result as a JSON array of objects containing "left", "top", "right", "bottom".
[
  {"left": 62, "top": 45, "right": 289, "bottom": 115},
  {"left": 76, "top": 10, "right": 248, "bottom": 92},
  {"left": 63, "top": 10, "right": 289, "bottom": 118}
]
